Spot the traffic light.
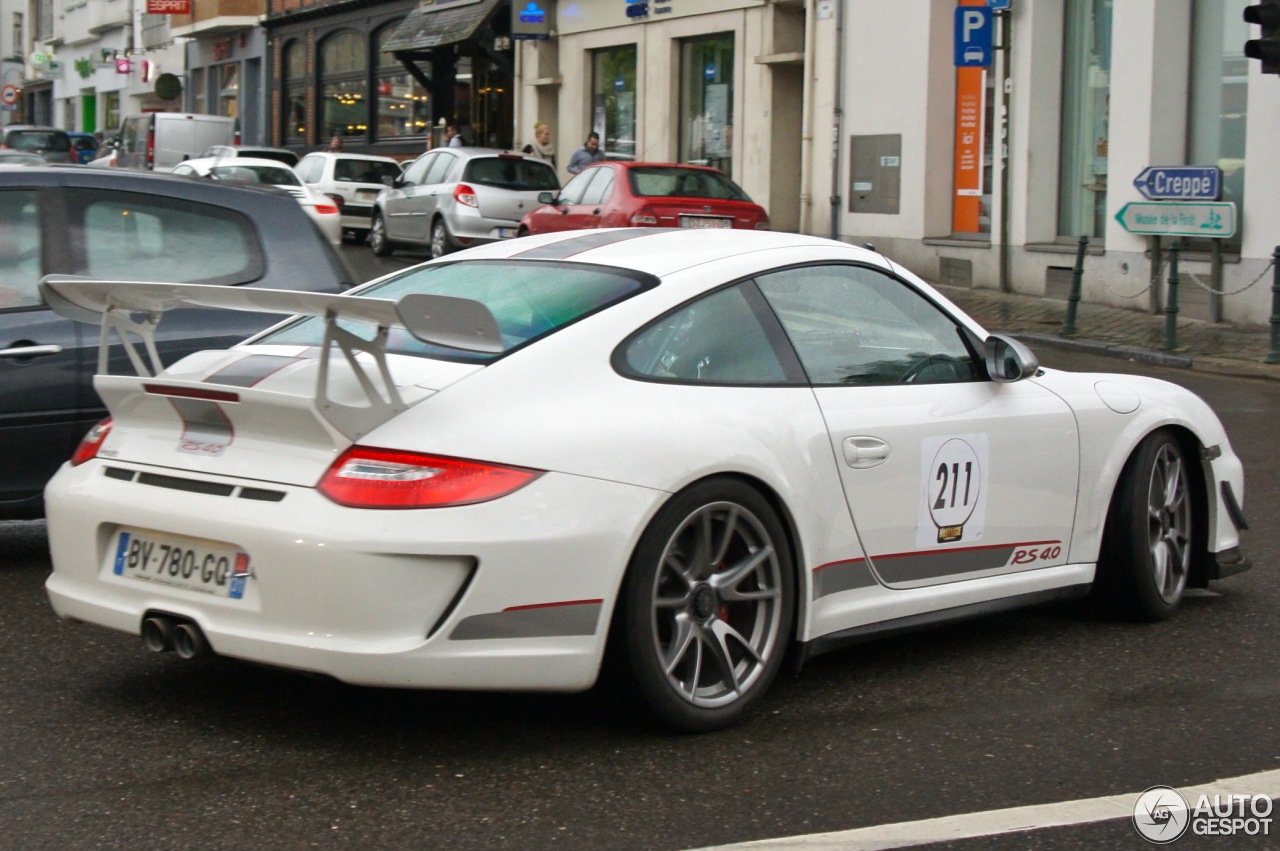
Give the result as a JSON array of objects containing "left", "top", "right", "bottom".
[{"left": 1244, "top": 0, "right": 1280, "bottom": 75}]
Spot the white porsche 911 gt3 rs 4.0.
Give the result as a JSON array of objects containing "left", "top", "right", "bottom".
[{"left": 40, "top": 228, "right": 1249, "bottom": 732}]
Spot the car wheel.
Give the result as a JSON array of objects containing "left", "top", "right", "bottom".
[
  {"left": 621, "top": 478, "right": 794, "bottom": 732},
  {"left": 1098, "top": 429, "right": 1197, "bottom": 622},
  {"left": 370, "top": 213, "right": 393, "bottom": 256},
  {"left": 430, "top": 218, "right": 453, "bottom": 260},
  {"left": 517, "top": 226, "right": 530, "bottom": 238}
]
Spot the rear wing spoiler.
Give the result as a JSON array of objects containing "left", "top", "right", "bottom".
[{"left": 39, "top": 276, "right": 503, "bottom": 440}]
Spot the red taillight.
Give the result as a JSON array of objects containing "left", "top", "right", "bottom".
[
  {"left": 72, "top": 418, "right": 112, "bottom": 466},
  {"left": 630, "top": 207, "right": 658, "bottom": 226},
  {"left": 318, "top": 446, "right": 543, "bottom": 509},
  {"left": 324, "top": 193, "right": 345, "bottom": 209},
  {"left": 454, "top": 183, "right": 478, "bottom": 208},
  {"left": 314, "top": 203, "right": 341, "bottom": 215}
]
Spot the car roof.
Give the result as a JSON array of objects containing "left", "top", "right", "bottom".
[
  {"left": 440, "top": 227, "right": 881, "bottom": 278},
  {"left": 302, "top": 152, "right": 403, "bottom": 164},
  {"left": 181, "top": 156, "right": 298, "bottom": 172}
]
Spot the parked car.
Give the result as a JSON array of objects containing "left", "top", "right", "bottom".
[
  {"left": 0, "top": 165, "right": 356, "bottom": 520},
  {"left": 172, "top": 156, "right": 343, "bottom": 246},
  {"left": 370, "top": 147, "right": 559, "bottom": 259},
  {"left": 67, "top": 132, "right": 101, "bottom": 165},
  {"left": 202, "top": 145, "right": 300, "bottom": 168},
  {"left": 519, "top": 162, "right": 770, "bottom": 236},
  {"left": 115, "top": 113, "right": 236, "bottom": 172},
  {"left": 0, "top": 125, "right": 74, "bottom": 164},
  {"left": 295, "top": 151, "right": 404, "bottom": 242},
  {"left": 38, "top": 228, "right": 1248, "bottom": 732}
]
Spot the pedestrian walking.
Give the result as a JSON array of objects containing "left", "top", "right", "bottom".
[
  {"left": 567, "top": 131, "right": 604, "bottom": 174},
  {"left": 522, "top": 121, "right": 556, "bottom": 168}
]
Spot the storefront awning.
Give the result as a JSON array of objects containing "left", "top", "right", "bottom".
[{"left": 383, "top": 0, "right": 503, "bottom": 55}]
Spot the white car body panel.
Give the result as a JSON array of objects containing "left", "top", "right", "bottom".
[{"left": 39, "top": 229, "right": 1249, "bottom": 695}]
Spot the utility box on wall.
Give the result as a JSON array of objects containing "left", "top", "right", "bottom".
[{"left": 848, "top": 134, "right": 901, "bottom": 215}]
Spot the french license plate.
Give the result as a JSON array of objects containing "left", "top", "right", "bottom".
[
  {"left": 680, "top": 216, "right": 731, "bottom": 229},
  {"left": 358, "top": 189, "right": 378, "bottom": 200},
  {"left": 112, "top": 528, "right": 251, "bottom": 599},
  {"left": 496, "top": 227, "right": 516, "bottom": 238}
]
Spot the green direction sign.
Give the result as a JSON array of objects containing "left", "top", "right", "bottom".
[{"left": 1115, "top": 201, "right": 1236, "bottom": 238}]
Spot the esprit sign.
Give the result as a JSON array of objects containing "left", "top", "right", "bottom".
[{"left": 147, "top": 0, "right": 191, "bottom": 14}]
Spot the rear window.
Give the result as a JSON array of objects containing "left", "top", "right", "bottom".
[
  {"left": 7, "top": 130, "right": 70, "bottom": 153},
  {"left": 628, "top": 167, "right": 750, "bottom": 202},
  {"left": 262, "top": 260, "right": 655, "bottom": 363},
  {"left": 210, "top": 165, "right": 301, "bottom": 187},
  {"left": 334, "top": 159, "right": 403, "bottom": 184},
  {"left": 461, "top": 157, "right": 559, "bottom": 192}
]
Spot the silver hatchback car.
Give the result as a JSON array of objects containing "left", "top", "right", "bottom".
[{"left": 369, "top": 147, "right": 559, "bottom": 259}]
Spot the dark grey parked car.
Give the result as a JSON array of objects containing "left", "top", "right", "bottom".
[
  {"left": 0, "top": 126, "right": 74, "bottom": 164},
  {"left": 0, "top": 165, "right": 357, "bottom": 519}
]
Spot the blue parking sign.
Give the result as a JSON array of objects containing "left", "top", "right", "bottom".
[{"left": 955, "top": 6, "right": 993, "bottom": 67}]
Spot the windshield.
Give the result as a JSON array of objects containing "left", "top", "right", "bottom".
[
  {"left": 210, "top": 165, "right": 301, "bottom": 186},
  {"left": 628, "top": 167, "right": 751, "bottom": 202},
  {"left": 261, "top": 260, "right": 656, "bottom": 363}
]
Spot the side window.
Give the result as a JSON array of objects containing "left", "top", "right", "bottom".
[
  {"left": 556, "top": 169, "right": 597, "bottom": 205},
  {"left": 581, "top": 168, "right": 615, "bottom": 206},
  {"left": 755, "top": 265, "right": 980, "bottom": 386},
  {"left": 401, "top": 153, "right": 434, "bottom": 186},
  {"left": 71, "top": 190, "right": 264, "bottom": 286},
  {"left": 619, "top": 283, "right": 792, "bottom": 385},
  {"left": 0, "top": 189, "right": 42, "bottom": 309},
  {"left": 424, "top": 153, "right": 456, "bottom": 185}
]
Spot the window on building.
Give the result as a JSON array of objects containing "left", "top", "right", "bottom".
[
  {"left": 1058, "top": 0, "right": 1113, "bottom": 241},
  {"left": 376, "top": 23, "right": 430, "bottom": 139},
  {"left": 591, "top": 45, "right": 636, "bottom": 161},
  {"left": 37, "top": 0, "right": 51, "bottom": 42},
  {"left": 679, "top": 35, "right": 734, "bottom": 176},
  {"left": 103, "top": 91, "right": 119, "bottom": 134},
  {"left": 282, "top": 41, "right": 307, "bottom": 146},
  {"left": 320, "top": 31, "right": 367, "bottom": 141},
  {"left": 219, "top": 64, "right": 239, "bottom": 120},
  {"left": 12, "top": 12, "right": 23, "bottom": 54},
  {"left": 191, "top": 67, "right": 206, "bottom": 115},
  {"left": 1189, "top": 0, "right": 1248, "bottom": 251}
]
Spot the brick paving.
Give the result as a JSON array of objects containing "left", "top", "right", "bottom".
[{"left": 933, "top": 282, "right": 1280, "bottom": 382}]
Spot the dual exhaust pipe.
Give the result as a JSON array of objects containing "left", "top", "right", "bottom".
[{"left": 141, "top": 613, "right": 210, "bottom": 660}]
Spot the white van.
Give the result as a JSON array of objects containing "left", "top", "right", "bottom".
[{"left": 115, "top": 113, "right": 236, "bottom": 172}]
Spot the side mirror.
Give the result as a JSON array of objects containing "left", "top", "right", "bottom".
[
  {"left": 537, "top": 191, "right": 556, "bottom": 205},
  {"left": 392, "top": 174, "right": 406, "bottom": 188},
  {"left": 984, "top": 334, "right": 1040, "bottom": 383}
]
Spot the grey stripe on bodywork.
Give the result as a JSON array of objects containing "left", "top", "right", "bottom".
[
  {"left": 813, "top": 558, "right": 878, "bottom": 599},
  {"left": 204, "top": 354, "right": 302, "bottom": 387},
  {"left": 871, "top": 545, "right": 1018, "bottom": 584},
  {"left": 510, "top": 229, "right": 660, "bottom": 260},
  {"left": 449, "top": 602, "right": 602, "bottom": 641},
  {"left": 168, "top": 397, "right": 233, "bottom": 448}
]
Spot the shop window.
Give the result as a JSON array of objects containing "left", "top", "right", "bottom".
[
  {"left": 592, "top": 45, "right": 636, "bottom": 161},
  {"left": 1187, "top": 0, "right": 1248, "bottom": 251},
  {"left": 103, "top": 91, "right": 119, "bottom": 135},
  {"left": 191, "top": 67, "right": 206, "bottom": 115},
  {"left": 282, "top": 40, "right": 307, "bottom": 146},
  {"left": 1058, "top": 0, "right": 1113, "bottom": 241},
  {"left": 320, "top": 31, "right": 367, "bottom": 141},
  {"left": 679, "top": 35, "right": 733, "bottom": 177},
  {"left": 219, "top": 64, "right": 239, "bottom": 120},
  {"left": 376, "top": 23, "right": 431, "bottom": 139}
]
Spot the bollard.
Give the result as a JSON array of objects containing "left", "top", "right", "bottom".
[
  {"left": 1268, "top": 245, "right": 1280, "bottom": 365},
  {"left": 1061, "top": 234, "right": 1089, "bottom": 336},
  {"left": 1163, "top": 240, "right": 1180, "bottom": 352}
]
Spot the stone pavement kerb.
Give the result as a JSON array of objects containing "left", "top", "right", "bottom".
[{"left": 931, "top": 281, "right": 1280, "bottom": 383}]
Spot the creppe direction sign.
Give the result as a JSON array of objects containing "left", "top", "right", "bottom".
[
  {"left": 1115, "top": 201, "right": 1236, "bottom": 238},
  {"left": 1133, "top": 165, "right": 1221, "bottom": 201}
]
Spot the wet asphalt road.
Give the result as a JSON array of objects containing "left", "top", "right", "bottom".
[{"left": 1, "top": 245, "right": 1277, "bottom": 849}]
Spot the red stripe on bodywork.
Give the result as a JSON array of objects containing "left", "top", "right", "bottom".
[{"left": 503, "top": 598, "right": 605, "bottom": 612}]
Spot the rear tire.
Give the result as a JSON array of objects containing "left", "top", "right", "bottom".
[
  {"left": 430, "top": 218, "right": 453, "bottom": 260},
  {"left": 1097, "top": 429, "right": 1198, "bottom": 622},
  {"left": 369, "top": 213, "right": 393, "bottom": 256},
  {"left": 620, "top": 478, "right": 794, "bottom": 732}
]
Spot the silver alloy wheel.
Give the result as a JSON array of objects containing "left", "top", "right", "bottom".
[
  {"left": 648, "top": 501, "right": 784, "bottom": 708},
  {"left": 370, "top": 214, "right": 390, "bottom": 255},
  {"left": 1146, "top": 442, "right": 1191, "bottom": 604},
  {"left": 430, "top": 219, "right": 449, "bottom": 259}
]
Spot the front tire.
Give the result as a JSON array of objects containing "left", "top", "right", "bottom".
[
  {"left": 369, "top": 213, "right": 393, "bottom": 256},
  {"left": 1098, "top": 429, "right": 1198, "bottom": 621},
  {"left": 620, "top": 479, "right": 794, "bottom": 732}
]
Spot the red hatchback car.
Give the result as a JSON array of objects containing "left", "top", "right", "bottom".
[{"left": 517, "top": 162, "right": 770, "bottom": 235}]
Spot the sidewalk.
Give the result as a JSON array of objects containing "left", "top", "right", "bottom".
[{"left": 933, "top": 282, "right": 1280, "bottom": 382}]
